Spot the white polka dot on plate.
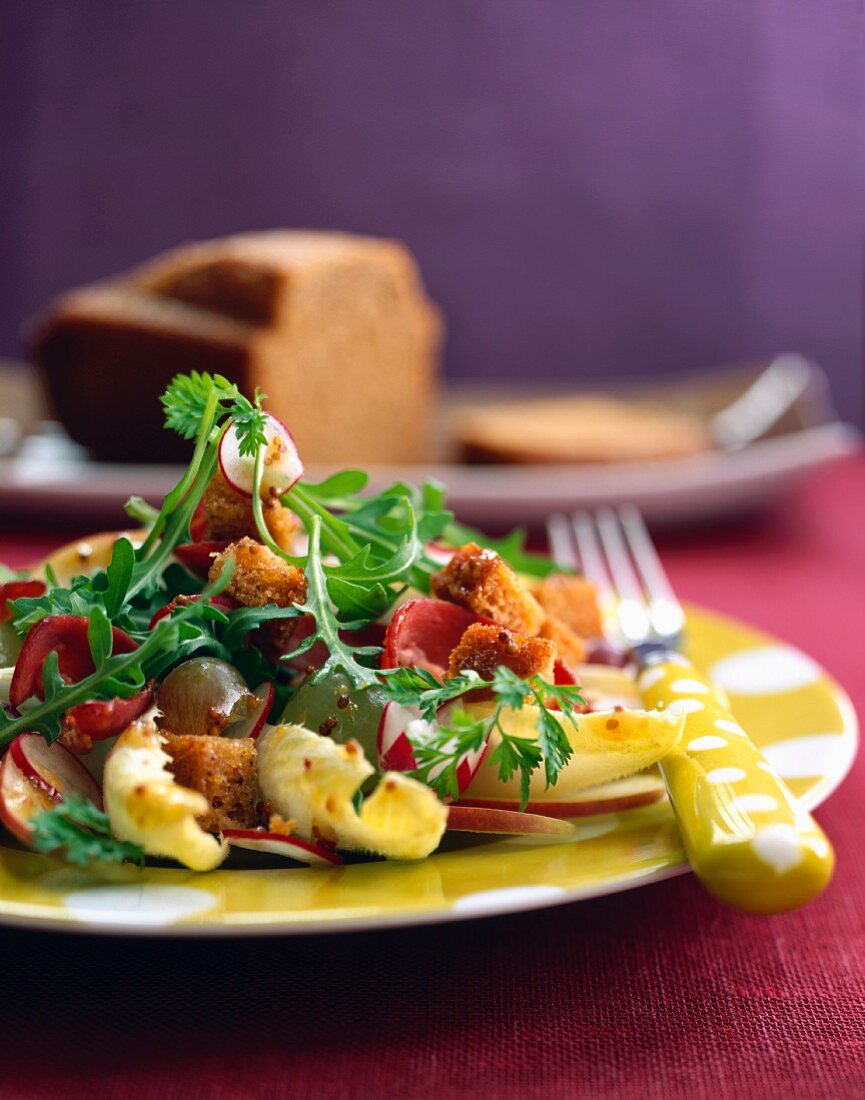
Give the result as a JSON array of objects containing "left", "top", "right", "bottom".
[
  {"left": 667, "top": 699, "right": 705, "bottom": 716},
  {"left": 709, "top": 646, "right": 821, "bottom": 695},
  {"left": 687, "top": 735, "right": 728, "bottom": 751},
  {"left": 64, "top": 885, "right": 216, "bottom": 927},
  {"left": 669, "top": 678, "right": 709, "bottom": 695},
  {"left": 452, "top": 885, "right": 567, "bottom": 914},
  {"left": 731, "top": 794, "right": 779, "bottom": 813},
  {"left": 762, "top": 732, "right": 851, "bottom": 780},
  {"left": 637, "top": 667, "right": 666, "bottom": 690},
  {"left": 707, "top": 767, "right": 747, "bottom": 784},
  {"left": 715, "top": 719, "right": 746, "bottom": 737},
  {"left": 752, "top": 824, "right": 803, "bottom": 873}
]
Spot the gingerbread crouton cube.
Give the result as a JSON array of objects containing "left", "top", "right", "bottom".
[
  {"left": 538, "top": 616, "right": 587, "bottom": 669},
  {"left": 447, "top": 623, "right": 556, "bottom": 683},
  {"left": 204, "top": 470, "right": 297, "bottom": 551},
  {"left": 430, "top": 542, "right": 544, "bottom": 636},
  {"left": 209, "top": 536, "right": 307, "bottom": 608},
  {"left": 164, "top": 733, "right": 258, "bottom": 833},
  {"left": 532, "top": 574, "right": 603, "bottom": 640}
]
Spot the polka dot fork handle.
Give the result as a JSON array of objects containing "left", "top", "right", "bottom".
[{"left": 637, "top": 652, "right": 835, "bottom": 914}]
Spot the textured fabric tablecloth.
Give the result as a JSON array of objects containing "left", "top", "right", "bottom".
[{"left": 0, "top": 456, "right": 862, "bottom": 1100}]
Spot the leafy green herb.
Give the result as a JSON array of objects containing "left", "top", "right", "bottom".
[
  {"left": 31, "top": 795, "right": 145, "bottom": 867},
  {"left": 379, "top": 665, "right": 584, "bottom": 807},
  {"left": 441, "top": 522, "right": 564, "bottom": 579}
]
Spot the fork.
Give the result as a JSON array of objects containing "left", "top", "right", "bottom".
[{"left": 547, "top": 506, "right": 835, "bottom": 914}]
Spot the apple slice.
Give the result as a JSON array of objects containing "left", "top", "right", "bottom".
[
  {"left": 10, "top": 733, "right": 103, "bottom": 809},
  {"left": 446, "top": 804, "right": 576, "bottom": 836},
  {"left": 223, "top": 682, "right": 275, "bottom": 740},
  {"left": 218, "top": 413, "right": 303, "bottom": 499},
  {"left": 223, "top": 828, "right": 343, "bottom": 865},
  {"left": 456, "top": 772, "right": 667, "bottom": 818}
]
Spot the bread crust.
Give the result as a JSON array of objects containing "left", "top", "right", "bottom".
[
  {"left": 204, "top": 471, "right": 296, "bottom": 551},
  {"left": 209, "top": 537, "right": 307, "bottom": 608},
  {"left": 430, "top": 543, "right": 545, "bottom": 636},
  {"left": 538, "top": 616, "right": 587, "bottom": 668},
  {"left": 447, "top": 623, "right": 556, "bottom": 683},
  {"left": 163, "top": 733, "right": 258, "bottom": 833},
  {"left": 532, "top": 575, "right": 603, "bottom": 640}
]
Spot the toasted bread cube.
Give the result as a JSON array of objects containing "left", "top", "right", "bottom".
[
  {"left": 447, "top": 623, "right": 556, "bottom": 683},
  {"left": 163, "top": 733, "right": 258, "bottom": 833},
  {"left": 430, "top": 542, "right": 545, "bottom": 636},
  {"left": 532, "top": 574, "right": 603, "bottom": 639},
  {"left": 209, "top": 536, "right": 307, "bottom": 608},
  {"left": 539, "top": 616, "right": 587, "bottom": 668},
  {"left": 204, "top": 470, "right": 296, "bottom": 551}
]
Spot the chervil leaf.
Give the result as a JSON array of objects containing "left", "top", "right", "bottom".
[
  {"left": 31, "top": 796, "right": 145, "bottom": 867},
  {"left": 161, "top": 371, "right": 240, "bottom": 440}
]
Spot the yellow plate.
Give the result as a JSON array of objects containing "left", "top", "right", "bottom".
[{"left": 0, "top": 605, "right": 856, "bottom": 935}]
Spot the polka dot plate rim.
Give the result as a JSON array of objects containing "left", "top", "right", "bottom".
[{"left": 0, "top": 604, "right": 855, "bottom": 936}]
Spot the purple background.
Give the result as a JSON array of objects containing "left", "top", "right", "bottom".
[{"left": 1, "top": 1, "right": 863, "bottom": 417}]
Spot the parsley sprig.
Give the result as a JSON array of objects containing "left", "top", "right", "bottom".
[
  {"left": 31, "top": 795, "right": 145, "bottom": 867},
  {"left": 379, "top": 665, "right": 585, "bottom": 807}
]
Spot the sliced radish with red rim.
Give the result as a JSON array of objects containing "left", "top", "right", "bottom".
[
  {"left": 445, "top": 804, "right": 575, "bottom": 836},
  {"left": 9, "top": 733, "right": 103, "bottom": 809},
  {"left": 223, "top": 682, "right": 275, "bottom": 740},
  {"left": 376, "top": 700, "right": 489, "bottom": 798},
  {"left": 223, "top": 828, "right": 342, "bottom": 865},
  {"left": 218, "top": 414, "right": 304, "bottom": 499}
]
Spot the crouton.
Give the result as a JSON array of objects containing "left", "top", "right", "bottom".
[
  {"left": 204, "top": 470, "right": 296, "bottom": 551},
  {"left": 209, "top": 536, "right": 307, "bottom": 608},
  {"left": 163, "top": 733, "right": 258, "bottom": 833},
  {"left": 532, "top": 574, "right": 603, "bottom": 639},
  {"left": 447, "top": 623, "right": 556, "bottom": 683},
  {"left": 430, "top": 542, "right": 545, "bottom": 636},
  {"left": 539, "top": 616, "right": 587, "bottom": 668}
]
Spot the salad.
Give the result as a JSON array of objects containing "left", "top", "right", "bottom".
[{"left": 0, "top": 373, "right": 683, "bottom": 872}]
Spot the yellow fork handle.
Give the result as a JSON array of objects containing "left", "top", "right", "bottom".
[{"left": 639, "top": 658, "right": 834, "bottom": 914}]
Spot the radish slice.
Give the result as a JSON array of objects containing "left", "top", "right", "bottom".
[
  {"left": 0, "top": 750, "right": 55, "bottom": 844},
  {"left": 376, "top": 700, "right": 489, "bottom": 797},
  {"left": 446, "top": 804, "right": 576, "bottom": 836},
  {"left": 10, "top": 733, "right": 103, "bottom": 809},
  {"left": 218, "top": 414, "right": 304, "bottom": 499},
  {"left": 223, "top": 828, "right": 342, "bottom": 865},
  {"left": 223, "top": 682, "right": 275, "bottom": 740},
  {"left": 424, "top": 542, "right": 456, "bottom": 566},
  {"left": 376, "top": 701, "right": 420, "bottom": 772}
]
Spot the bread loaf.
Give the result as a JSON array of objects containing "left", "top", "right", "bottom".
[{"left": 33, "top": 231, "right": 442, "bottom": 464}]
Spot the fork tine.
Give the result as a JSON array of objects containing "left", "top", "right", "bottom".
[
  {"left": 617, "top": 505, "right": 686, "bottom": 640},
  {"left": 571, "top": 511, "right": 614, "bottom": 607},
  {"left": 547, "top": 513, "right": 579, "bottom": 570},
  {"left": 592, "top": 508, "right": 652, "bottom": 645}
]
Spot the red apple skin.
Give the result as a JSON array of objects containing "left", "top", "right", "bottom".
[
  {"left": 0, "top": 750, "right": 56, "bottom": 845},
  {"left": 455, "top": 788, "right": 665, "bottom": 819},
  {"left": 446, "top": 804, "right": 576, "bottom": 836}
]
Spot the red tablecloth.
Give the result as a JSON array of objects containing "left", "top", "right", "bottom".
[{"left": 0, "top": 456, "right": 863, "bottom": 1100}]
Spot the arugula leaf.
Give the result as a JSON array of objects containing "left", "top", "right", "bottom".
[
  {"left": 104, "top": 537, "right": 135, "bottom": 618},
  {"left": 441, "top": 522, "right": 564, "bottom": 579},
  {"left": 31, "top": 795, "right": 145, "bottom": 867}
]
